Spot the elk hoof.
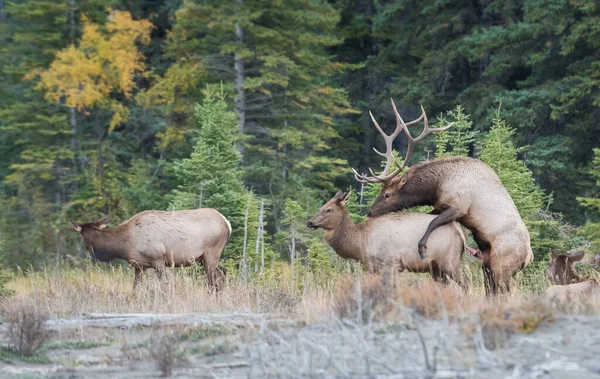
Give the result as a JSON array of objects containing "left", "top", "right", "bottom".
[{"left": 418, "top": 244, "right": 428, "bottom": 260}]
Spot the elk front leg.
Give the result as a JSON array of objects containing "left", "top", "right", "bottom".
[{"left": 418, "top": 207, "right": 460, "bottom": 259}]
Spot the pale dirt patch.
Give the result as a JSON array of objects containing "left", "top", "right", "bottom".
[{"left": 0, "top": 312, "right": 599, "bottom": 378}]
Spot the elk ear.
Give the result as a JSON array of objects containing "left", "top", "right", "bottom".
[
  {"left": 340, "top": 190, "right": 352, "bottom": 207},
  {"left": 95, "top": 215, "right": 110, "bottom": 229},
  {"left": 333, "top": 190, "right": 345, "bottom": 200},
  {"left": 69, "top": 220, "right": 82, "bottom": 233},
  {"left": 568, "top": 250, "right": 585, "bottom": 263}
]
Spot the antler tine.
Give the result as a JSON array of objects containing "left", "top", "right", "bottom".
[
  {"left": 351, "top": 167, "right": 380, "bottom": 183},
  {"left": 411, "top": 104, "right": 453, "bottom": 143}
]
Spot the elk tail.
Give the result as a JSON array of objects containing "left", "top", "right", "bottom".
[{"left": 455, "top": 224, "right": 483, "bottom": 262}]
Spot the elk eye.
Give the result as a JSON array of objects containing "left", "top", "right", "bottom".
[
  {"left": 384, "top": 193, "right": 391, "bottom": 199},
  {"left": 325, "top": 209, "right": 332, "bottom": 213}
]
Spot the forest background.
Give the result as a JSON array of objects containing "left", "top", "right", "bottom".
[{"left": 2, "top": 0, "right": 600, "bottom": 281}]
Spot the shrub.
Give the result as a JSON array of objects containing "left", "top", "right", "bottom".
[
  {"left": 4, "top": 303, "right": 50, "bottom": 357},
  {"left": 148, "top": 332, "right": 187, "bottom": 377}
]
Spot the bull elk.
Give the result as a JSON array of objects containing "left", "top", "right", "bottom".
[
  {"left": 306, "top": 191, "right": 465, "bottom": 283},
  {"left": 70, "top": 209, "right": 231, "bottom": 291},
  {"left": 353, "top": 100, "right": 533, "bottom": 294}
]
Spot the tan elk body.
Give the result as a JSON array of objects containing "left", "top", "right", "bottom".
[
  {"left": 545, "top": 250, "right": 600, "bottom": 302},
  {"left": 71, "top": 209, "right": 231, "bottom": 290},
  {"left": 307, "top": 191, "right": 465, "bottom": 282},
  {"left": 354, "top": 101, "right": 533, "bottom": 294}
]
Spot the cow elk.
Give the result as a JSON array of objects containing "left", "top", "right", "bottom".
[
  {"left": 545, "top": 249, "right": 600, "bottom": 302},
  {"left": 306, "top": 191, "right": 466, "bottom": 283},
  {"left": 70, "top": 209, "right": 231, "bottom": 291},
  {"left": 353, "top": 100, "right": 533, "bottom": 294}
]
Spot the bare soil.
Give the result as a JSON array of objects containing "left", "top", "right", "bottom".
[{"left": 1, "top": 312, "right": 600, "bottom": 378}]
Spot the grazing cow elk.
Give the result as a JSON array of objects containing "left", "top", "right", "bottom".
[
  {"left": 70, "top": 209, "right": 231, "bottom": 291},
  {"left": 306, "top": 191, "right": 465, "bottom": 283},
  {"left": 353, "top": 100, "right": 533, "bottom": 294}
]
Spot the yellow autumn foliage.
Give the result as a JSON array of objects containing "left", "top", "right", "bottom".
[{"left": 34, "top": 9, "right": 153, "bottom": 132}]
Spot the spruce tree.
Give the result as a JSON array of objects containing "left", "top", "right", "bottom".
[
  {"left": 169, "top": 89, "right": 258, "bottom": 266},
  {"left": 477, "top": 109, "right": 543, "bottom": 220}
]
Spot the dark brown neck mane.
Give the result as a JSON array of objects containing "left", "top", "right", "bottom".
[
  {"left": 324, "top": 211, "right": 366, "bottom": 264},
  {"left": 83, "top": 227, "right": 131, "bottom": 262}
]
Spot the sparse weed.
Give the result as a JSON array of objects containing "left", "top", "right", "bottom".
[
  {"left": 3, "top": 302, "right": 50, "bottom": 357},
  {"left": 148, "top": 332, "right": 187, "bottom": 377}
]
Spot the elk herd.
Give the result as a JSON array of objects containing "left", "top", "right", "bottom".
[{"left": 70, "top": 100, "right": 599, "bottom": 303}]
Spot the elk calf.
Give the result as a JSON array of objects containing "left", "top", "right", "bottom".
[
  {"left": 71, "top": 209, "right": 231, "bottom": 291},
  {"left": 306, "top": 191, "right": 466, "bottom": 283},
  {"left": 545, "top": 280, "right": 599, "bottom": 303},
  {"left": 545, "top": 250, "right": 600, "bottom": 302}
]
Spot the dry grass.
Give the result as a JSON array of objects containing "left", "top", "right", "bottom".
[
  {"left": 475, "top": 297, "right": 556, "bottom": 349},
  {"left": 4, "top": 262, "right": 600, "bottom": 330},
  {"left": 4, "top": 264, "right": 336, "bottom": 321}
]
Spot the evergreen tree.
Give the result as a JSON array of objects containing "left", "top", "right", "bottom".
[
  {"left": 160, "top": 0, "right": 354, "bottom": 231},
  {"left": 169, "top": 89, "right": 258, "bottom": 266},
  {"left": 477, "top": 108, "right": 543, "bottom": 220},
  {"left": 578, "top": 149, "right": 600, "bottom": 251},
  {"left": 434, "top": 106, "right": 478, "bottom": 158}
]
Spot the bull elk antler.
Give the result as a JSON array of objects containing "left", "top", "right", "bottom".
[{"left": 352, "top": 99, "right": 453, "bottom": 183}]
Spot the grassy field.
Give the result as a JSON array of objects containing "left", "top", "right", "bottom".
[
  {"left": 2, "top": 259, "right": 600, "bottom": 377},
  {"left": 4, "top": 257, "right": 600, "bottom": 322}
]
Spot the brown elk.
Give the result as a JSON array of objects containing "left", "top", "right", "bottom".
[
  {"left": 70, "top": 209, "right": 231, "bottom": 291},
  {"left": 545, "top": 279, "right": 599, "bottom": 303},
  {"left": 546, "top": 250, "right": 585, "bottom": 285},
  {"left": 306, "top": 191, "right": 466, "bottom": 283},
  {"left": 545, "top": 250, "right": 600, "bottom": 302},
  {"left": 353, "top": 100, "right": 533, "bottom": 294}
]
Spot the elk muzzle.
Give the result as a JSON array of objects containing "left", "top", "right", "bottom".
[{"left": 306, "top": 221, "right": 317, "bottom": 230}]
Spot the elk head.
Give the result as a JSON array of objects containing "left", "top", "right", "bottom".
[
  {"left": 547, "top": 249, "right": 584, "bottom": 285},
  {"left": 306, "top": 191, "right": 351, "bottom": 230},
  {"left": 70, "top": 215, "right": 111, "bottom": 261},
  {"left": 352, "top": 100, "right": 452, "bottom": 217}
]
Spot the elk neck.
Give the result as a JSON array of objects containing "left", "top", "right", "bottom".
[
  {"left": 83, "top": 227, "right": 131, "bottom": 262},
  {"left": 397, "top": 163, "right": 442, "bottom": 208},
  {"left": 324, "top": 211, "right": 366, "bottom": 264}
]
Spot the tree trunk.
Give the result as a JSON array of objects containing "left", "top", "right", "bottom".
[
  {"left": 241, "top": 193, "right": 251, "bottom": 281},
  {"left": 0, "top": 0, "right": 5, "bottom": 22},
  {"left": 68, "top": 0, "right": 81, "bottom": 178},
  {"left": 290, "top": 224, "right": 296, "bottom": 281},
  {"left": 234, "top": 0, "right": 246, "bottom": 160}
]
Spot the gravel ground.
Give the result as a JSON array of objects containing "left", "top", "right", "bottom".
[{"left": 1, "top": 312, "right": 600, "bottom": 378}]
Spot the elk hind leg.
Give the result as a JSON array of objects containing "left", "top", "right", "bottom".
[
  {"left": 418, "top": 207, "right": 460, "bottom": 259},
  {"left": 201, "top": 254, "right": 225, "bottom": 293}
]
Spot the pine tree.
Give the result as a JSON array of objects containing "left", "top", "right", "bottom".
[
  {"left": 434, "top": 106, "right": 478, "bottom": 158},
  {"left": 477, "top": 108, "right": 543, "bottom": 220},
  {"left": 169, "top": 89, "right": 258, "bottom": 265},
  {"left": 578, "top": 149, "right": 600, "bottom": 251}
]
